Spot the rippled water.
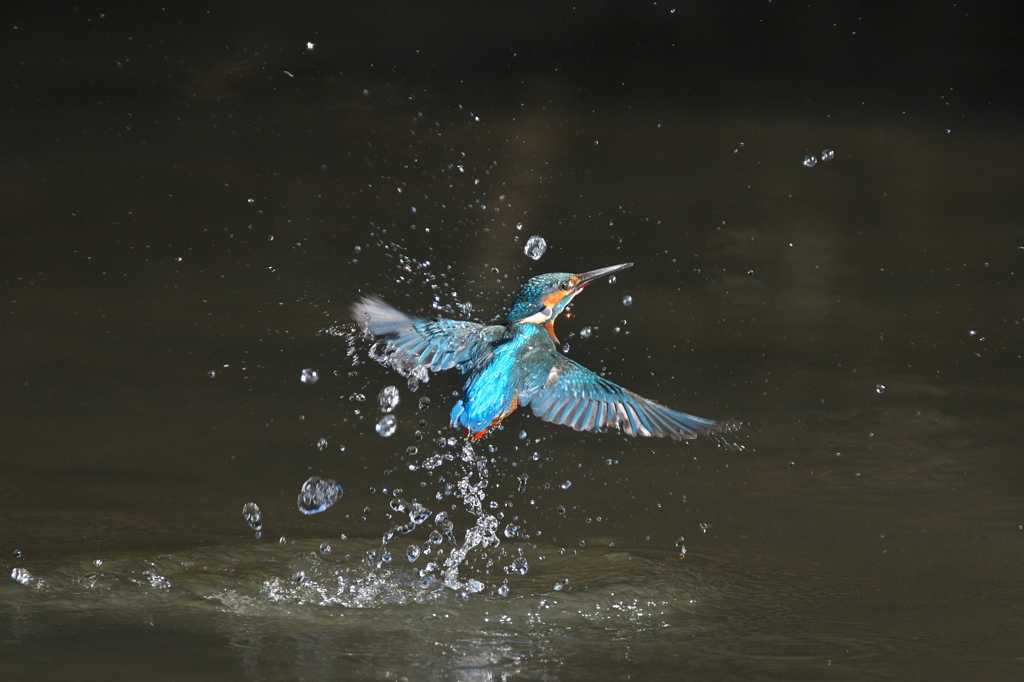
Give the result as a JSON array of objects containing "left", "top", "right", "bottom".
[{"left": 4, "top": 15, "right": 1024, "bottom": 679}]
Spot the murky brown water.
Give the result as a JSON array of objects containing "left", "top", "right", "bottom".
[{"left": 3, "top": 7, "right": 1024, "bottom": 680}]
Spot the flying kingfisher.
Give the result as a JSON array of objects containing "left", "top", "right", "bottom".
[{"left": 351, "top": 263, "right": 734, "bottom": 441}]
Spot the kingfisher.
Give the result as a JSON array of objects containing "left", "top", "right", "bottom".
[{"left": 350, "top": 263, "right": 734, "bottom": 441}]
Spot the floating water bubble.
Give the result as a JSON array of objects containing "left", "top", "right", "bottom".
[
  {"left": 556, "top": 505, "right": 566, "bottom": 515},
  {"left": 505, "top": 556, "right": 529, "bottom": 575},
  {"left": 300, "top": 368, "right": 319, "bottom": 384},
  {"left": 821, "top": 148, "right": 835, "bottom": 162},
  {"left": 524, "top": 235, "right": 547, "bottom": 260},
  {"left": 803, "top": 154, "right": 818, "bottom": 168},
  {"left": 580, "top": 326, "right": 593, "bottom": 339},
  {"left": 377, "top": 385, "right": 400, "bottom": 412},
  {"left": 375, "top": 415, "right": 397, "bottom": 437},
  {"left": 622, "top": 295, "right": 633, "bottom": 307},
  {"left": 418, "top": 397, "right": 431, "bottom": 411},
  {"left": 242, "top": 502, "right": 263, "bottom": 537},
  {"left": 11, "top": 568, "right": 32, "bottom": 585},
  {"left": 876, "top": 384, "right": 886, "bottom": 394},
  {"left": 297, "top": 476, "right": 344, "bottom": 515},
  {"left": 407, "top": 544, "right": 421, "bottom": 562}
]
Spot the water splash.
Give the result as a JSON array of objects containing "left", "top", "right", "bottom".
[
  {"left": 438, "top": 441, "right": 501, "bottom": 593},
  {"left": 300, "top": 368, "right": 319, "bottom": 384}
]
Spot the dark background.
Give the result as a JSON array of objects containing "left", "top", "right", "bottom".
[{"left": 4, "top": 2, "right": 1020, "bottom": 114}]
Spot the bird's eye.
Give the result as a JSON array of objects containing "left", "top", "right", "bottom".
[{"left": 559, "top": 280, "right": 572, "bottom": 291}]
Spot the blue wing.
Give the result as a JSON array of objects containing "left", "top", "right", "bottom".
[
  {"left": 350, "top": 296, "right": 504, "bottom": 377},
  {"left": 520, "top": 351, "right": 733, "bottom": 440}
]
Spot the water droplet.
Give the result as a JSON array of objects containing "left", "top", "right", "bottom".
[
  {"left": 10, "top": 568, "right": 32, "bottom": 585},
  {"left": 376, "top": 414, "right": 397, "bottom": 437},
  {"left": 556, "top": 505, "right": 566, "bottom": 515},
  {"left": 876, "top": 384, "right": 886, "bottom": 394},
  {"left": 607, "top": 275, "right": 617, "bottom": 284},
  {"left": 207, "top": 370, "right": 216, "bottom": 379},
  {"left": 350, "top": 393, "right": 366, "bottom": 402},
  {"left": 300, "top": 368, "right": 319, "bottom": 384},
  {"left": 13, "top": 549, "right": 22, "bottom": 559},
  {"left": 316, "top": 437, "right": 328, "bottom": 451},
  {"left": 377, "top": 385, "right": 400, "bottom": 412},
  {"left": 622, "top": 295, "right": 633, "bottom": 307},
  {"left": 524, "top": 235, "right": 547, "bottom": 260},
  {"left": 418, "top": 397, "right": 431, "bottom": 411},
  {"left": 821, "top": 148, "right": 835, "bottom": 162},
  {"left": 497, "top": 581, "right": 510, "bottom": 597},
  {"left": 407, "top": 544, "right": 421, "bottom": 562},
  {"left": 319, "top": 542, "right": 332, "bottom": 555},
  {"left": 518, "top": 430, "right": 528, "bottom": 440},
  {"left": 803, "top": 154, "right": 818, "bottom": 168},
  {"left": 580, "top": 326, "right": 593, "bottom": 339},
  {"left": 559, "top": 481, "right": 572, "bottom": 490},
  {"left": 699, "top": 522, "right": 709, "bottom": 533},
  {"left": 242, "top": 502, "right": 263, "bottom": 535},
  {"left": 297, "top": 476, "right": 344, "bottom": 515}
]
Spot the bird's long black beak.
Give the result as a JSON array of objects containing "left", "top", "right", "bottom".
[{"left": 575, "top": 262, "right": 634, "bottom": 288}]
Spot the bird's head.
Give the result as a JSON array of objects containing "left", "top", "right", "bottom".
[{"left": 505, "top": 263, "right": 633, "bottom": 340}]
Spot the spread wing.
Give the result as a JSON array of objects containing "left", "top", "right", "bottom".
[
  {"left": 520, "top": 351, "right": 733, "bottom": 440},
  {"left": 350, "top": 295, "right": 503, "bottom": 376}
]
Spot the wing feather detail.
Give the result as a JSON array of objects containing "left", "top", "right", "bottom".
[
  {"left": 520, "top": 352, "right": 733, "bottom": 440},
  {"left": 350, "top": 296, "right": 503, "bottom": 379}
]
